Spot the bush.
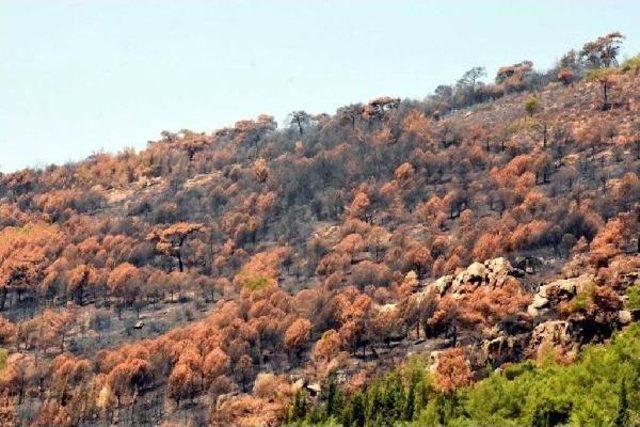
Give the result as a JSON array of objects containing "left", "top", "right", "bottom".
[
  {"left": 627, "top": 285, "right": 640, "bottom": 311},
  {"left": 289, "top": 323, "right": 640, "bottom": 426},
  {"left": 622, "top": 55, "right": 640, "bottom": 74},
  {"left": 422, "top": 322, "right": 640, "bottom": 426},
  {"left": 244, "top": 276, "right": 269, "bottom": 291},
  {"left": 524, "top": 95, "right": 540, "bottom": 116}
]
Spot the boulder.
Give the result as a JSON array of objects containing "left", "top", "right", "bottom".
[
  {"left": 133, "top": 321, "right": 144, "bottom": 329},
  {"left": 512, "top": 256, "right": 544, "bottom": 274},
  {"left": 547, "top": 274, "right": 594, "bottom": 297},
  {"left": 403, "top": 270, "right": 418, "bottom": 288},
  {"left": 484, "top": 257, "right": 511, "bottom": 275},
  {"left": 618, "top": 310, "right": 633, "bottom": 325},
  {"left": 377, "top": 303, "right": 397, "bottom": 313},
  {"left": 306, "top": 383, "right": 322, "bottom": 395},
  {"left": 466, "top": 262, "right": 487, "bottom": 281},
  {"left": 528, "top": 320, "right": 573, "bottom": 356},
  {"left": 547, "top": 279, "right": 578, "bottom": 296},
  {"left": 479, "top": 334, "right": 528, "bottom": 366},
  {"left": 292, "top": 378, "right": 305, "bottom": 391},
  {"left": 528, "top": 294, "right": 550, "bottom": 316},
  {"left": 432, "top": 275, "right": 452, "bottom": 295},
  {"left": 426, "top": 258, "right": 524, "bottom": 300},
  {"left": 531, "top": 294, "right": 549, "bottom": 309},
  {"left": 532, "top": 275, "right": 593, "bottom": 310},
  {"left": 427, "top": 350, "right": 444, "bottom": 372}
]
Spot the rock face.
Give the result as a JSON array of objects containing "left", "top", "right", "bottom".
[
  {"left": 478, "top": 333, "right": 529, "bottom": 367},
  {"left": 512, "top": 256, "right": 545, "bottom": 275},
  {"left": 403, "top": 270, "right": 418, "bottom": 289},
  {"left": 527, "top": 274, "right": 593, "bottom": 317},
  {"left": 429, "top": 257, "right": 522, "bottom": 297},
  {"left": 445, "top": 258, "right": 520, "bottom": 294},
  {"left": 432, "top": 275, "right": 452, "bottom": 295},
  {"left": 414, "top": 258, "right": 631, "bottom": 375},
  {"left": 527, "top": 320, "right": 574, "bottom": 357},
  {"left": 413, "top": 258, "right": 522, "bottom": 309},
  {"left": 528, "top": 294, "right": 550, "bottom": 316}
]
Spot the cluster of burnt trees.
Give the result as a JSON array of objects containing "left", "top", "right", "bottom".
[
  {"left": 0, "top": 33, "right": 638, "bottom": 425},
  {"left": 2, "top": 34, "right": 636, "bottom": 314}
]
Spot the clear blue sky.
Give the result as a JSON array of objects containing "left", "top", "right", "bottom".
[{"left": 1, "top": 1, "right": 639, "bottom": 173}]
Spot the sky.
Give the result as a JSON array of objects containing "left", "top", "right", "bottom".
[{"left": 1, "top": 1, "right": 639, "bottom": 173}]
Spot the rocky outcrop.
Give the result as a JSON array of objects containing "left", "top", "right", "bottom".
[
  {"left": 527, "top": 320, "right": 575, "bottom": 357},
  {"left": 478, "top": 333, "right": 530, "bottom": 367},
  {"left": 429, "top": 257, "right": 524, "bottom": 297},
  {"left": 512, "top": 256, "right": 546, "bottom": 275},
  {"left": 414, "top": 258, "right": 633, "bottom": 375},
  {"left": 527, "top": 274, "right": 593, "bottom": 317}
]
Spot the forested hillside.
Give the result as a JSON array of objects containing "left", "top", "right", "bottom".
[{"left": 1, "top": 33, "right": 640, "bottom": 426}]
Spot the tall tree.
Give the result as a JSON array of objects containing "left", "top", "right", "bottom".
[
  {"left": 287, "top": 111, "right": 312, "bottom": 136},
  {"left": 614, "top": 379, "right": 629, "bottom": 427},
  {"left": 337, "top": 104, "right": 363, "bottom": 130},
  {"left": 586, "top": 67, "right": 617, "bottom": 110},
  {"left": 580, "top": 32, "right": 625, "bottom": 68},
  {"left": 456, "top": 66, "right": 486, "bottom": 105},
  {"left": 147, "top": 223, "right": 204, "bottom": 272}
]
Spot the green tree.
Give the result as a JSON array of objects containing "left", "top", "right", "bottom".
[
  {"left": 614, "top": 379, "right": 629, "bottom": 427},
  {"left": 343, "top": 392, "right": 366, "bottom": 427},
  {"left": 524, "top": 95, "right": 540, "bottom": 117},
  {"left": 322, "top": 373, "right": 342, "bottom": 419},
  {"left": 288, "top": 389, "right": 309, "bottom": 422},
  {"left": 404, "top": 375, "right": 416, "bottom": 421}
]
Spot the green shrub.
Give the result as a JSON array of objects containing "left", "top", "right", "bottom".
[
  {"left": 524, "top": 95, "right": 540, "bottom": 116},
  {"left": 622, "top": 55, "right": 640, "bottom": 74},
  {"left": 0, "top": 348, "right": 7, "bottom": 372},
  {"left": 627, "top": 285, "right": 640, "bottom": 311},
  {"left": 289, "top": 323, "right": 640, "bottom": 426},
  {"left": 244, "top": 275, "right": 269, "bottom": 291}
]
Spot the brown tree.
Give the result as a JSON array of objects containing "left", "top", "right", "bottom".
[
  {"left": 434, "top": 348, "right": 472, "bottom": 394},
  {"left": 284, "top": 318, "right": 312, "bottom": 359},
  {"left": 147, "top": 222, "right": 204, "bottom": 272},
  {"left": 586, "top": 68, "right": 618, "bottom": 110},
  {"left": 168, "top": 363, "right": 200, "bottom": 406},
  {"left": 106, "top": 263, "right": 143, "bottom": 310}
]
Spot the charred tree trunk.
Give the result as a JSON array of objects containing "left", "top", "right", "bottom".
[{"left": 176, "top": 252, "right": 183, "bottom": 272}]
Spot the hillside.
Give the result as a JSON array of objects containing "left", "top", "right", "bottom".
[{"left": 1, "top": 34, "right": 640, "bottom": 426}]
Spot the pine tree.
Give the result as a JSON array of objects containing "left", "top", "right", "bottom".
[
  {"left": 414, "top": 377, "right": 430, "bottom": 415},
  {"left": 614, "top": 379, "right": 629, "bottom": 427},
  {"left": 366, "top": 381, "right": 383, "bottom": 423},
  {"left": 288, "top": 389, "right": 308, "bottom": 422},
  {"left": 404, "top": 376, "right": 416, "bottom": 421},
  {"left": 322, "top": 372, "right": 341, "bottom": 419},
  {"left": 349, "top": 392, "right": 366, "bottom": 427},
  {"left": 384, "top": 373, "right": 405, "bottom": 422}
]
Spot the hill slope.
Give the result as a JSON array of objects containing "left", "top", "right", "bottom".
[{"left": 0, "top": 37, "right": 640, "bottom": 426}]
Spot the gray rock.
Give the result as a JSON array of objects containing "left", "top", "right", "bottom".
[
  {"left": 433, "top": 275, "right": 452, "bottom": 295},
  {"left": 133, "top": 321, "right": 144, "bottom": 329},
  {"left": 466, "top": 262, "right": 487, "bottom": 280},
  {"left": 528, "top": 320, "right": 573, "bottom": 355},
  {"left": 618, "top": 310, "right": 633, "bottom": 325}
]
